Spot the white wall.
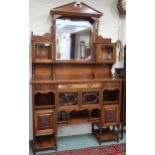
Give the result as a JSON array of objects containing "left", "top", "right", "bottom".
[{"left": 29, "top": 0, "right": 126, "bottom": 140}]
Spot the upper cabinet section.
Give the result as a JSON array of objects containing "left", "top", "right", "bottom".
[
  {"left": 31, "top": 2, "right": 116, "bottom": 65},
  {"left": 95, "top": 36, "right": 116, "bottom": 64},
  {"left": 31, "top": 33, "right": 53, "bottom": 64},
  {"left": 50, "top": 1, "right": 103, "bottom": 63}
]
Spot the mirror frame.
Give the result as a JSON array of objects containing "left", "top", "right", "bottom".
[{"left": 50, "top": 4, "right": 102, "bottom": 63}]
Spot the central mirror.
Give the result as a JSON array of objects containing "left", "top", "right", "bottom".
[{"left": 56, "top": 19, "right": 93, "bottom": 61}]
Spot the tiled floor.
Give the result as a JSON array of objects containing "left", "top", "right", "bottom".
[{"left": 30, "top": 133, "right": 126, "bottom": 155}]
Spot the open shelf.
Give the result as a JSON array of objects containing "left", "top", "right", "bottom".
[
  {"left": 57, "top": 111, "right": 69, "bottom": 124},
  {"left": 34, "top": 135, "right": 56, "bottom": 151},
  {"left": 69, "top": 109, "right": 89, "bottom": 124},
  {"left": 103, "top": 89, "right": 119, "bottom": 104},
  {"left": 35, "top": 92, "right": 55, "bottom": 108},
  {"left": 34, "top": 43, "right": 52, "bottom": 63},
  {"left": 94, "top": 127, "right": 117, "bottom": 142},
  {"left": 90, "top": 109, "right": 100, "bottom": 121},
  {"left": 95, "top": 44, "right": 114, "bottom": 63}
]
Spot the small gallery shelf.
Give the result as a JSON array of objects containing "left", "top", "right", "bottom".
[
  {"left": 95, "top": 44, "right": 115, "bottom": 63},
  {"left": 103, "top": 89, "right": 119, "bottom": 103},
  {"left": 34, "top": 135, "right": 56, "bottom": 151},
  {"left": 33, "top": 43, "right": 52, "bottom": 63},
  {"left": 34, "top": 92, "right": 55, "bottom": 108}
]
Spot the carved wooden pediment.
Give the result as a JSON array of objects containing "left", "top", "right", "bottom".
[{"left": 50, "top": 1, "right": 103, "bottom": 18}]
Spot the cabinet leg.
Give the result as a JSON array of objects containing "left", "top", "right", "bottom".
[
  {"left": 121, "top": 124, "right": 124, "bottom": 139},
  {"left": 112, "top": 125, "right": 115, "bottom": 132},
  {"left": 92, "top": 123, "right": 94, "bottom": 134},
  {"left": 116, "top": 125, "right": 119, "bottom": 143}
]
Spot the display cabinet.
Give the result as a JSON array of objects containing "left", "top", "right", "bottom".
[
  {"left": 31, "top": 1, "right": 124, "bottom": 152},
  {"left": 95, "top": 44, "right": 116, "bottom": 63}
]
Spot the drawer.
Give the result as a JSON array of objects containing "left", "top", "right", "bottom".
[
  {"left": 57, "top": 83, "right": 101, "bottom": 90},
  {"left": 34, "top": 84, "right": 55, "bottom": 92},
  {"left": 103, "top": 82, "right": 120, "bottom": 89}
]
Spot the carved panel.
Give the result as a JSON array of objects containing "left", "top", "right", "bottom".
[
  {"left": 102, "top": 105, "right": 119, "bottom": 125},
  {"left": 35, "top": 110, "right": 55, "bottom": 136},
  {"left": 59, "top": 92, "right": 77, "bottom": 106},
  {"left": 38, "top": 115, "right": 52, "bottom": 129},
  {"left": 82, "top": 91, "right": 99, "bottom": 104}
]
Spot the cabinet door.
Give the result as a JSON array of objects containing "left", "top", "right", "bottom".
[
  {"left": 102, "top": 105, "right": 119, "bottom": 126},
  {"left": 35, "top": 109, "right": 55, "bottom": 136}
]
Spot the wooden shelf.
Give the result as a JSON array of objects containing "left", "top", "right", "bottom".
[
  {"left": 36, "top": 129, "right": 55, "bottom": 136},
  {"left": 31, "top": 78, "right": 124, "bottom": 84},
  {"left": 58, "top": 105, "right": 79, "bottom": 111},
  {"left": 57, "top": 120, "right": 68, "bottom": 125},
  {"left": 95, "top": 61, "right": 114, "bottom": 64},
  {"left": 94, "top": 128, "right": 117, "bottom": 142},
  {"left": 69, "top": 118, "right": 89, "bottom": 124},
  {"left": 103, "top": 101, "right": 119, "bottom": 104},
  {"left": 34, "top": 135, "right": 56, "bottom": 151},
  {"left": 33, "top": 60, "right": 53, "bottom": 64},
  {"left": 35, "top": 105, "right": 55, "bottom": 110}
]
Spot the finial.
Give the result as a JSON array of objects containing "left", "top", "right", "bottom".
[{"left": 74, "top": 0, "right": 82, "bottom": 8}]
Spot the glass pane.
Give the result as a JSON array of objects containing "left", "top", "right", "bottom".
[{"left": 56, "top": 19, "right": 93, "bottom": 60}]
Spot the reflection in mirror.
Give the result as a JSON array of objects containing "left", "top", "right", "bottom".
[{"left": 56, "top": 19, "right": 93, "bottom": 60}]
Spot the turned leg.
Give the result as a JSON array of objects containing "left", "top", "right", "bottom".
[
  {"left": 116, "top": 125, "right": 120, "bottom": 143},
  {"left": 92, "top": 123, "right": 94, "bottom": 134},
  {"left": 112, "top": 125, "right": 115, "bottom": 132},
  {"left": 99, "top": 123, "right": 102, "bottom": 145},
  {"left": 121, "top": 123, "right": 124, "bottom": 139}
]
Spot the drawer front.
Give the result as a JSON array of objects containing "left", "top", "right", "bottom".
[
  {"left": 102, "top": 105, "right": 119, "bottom": 125},
  {"left": 103, "top": 82, "right": 120, "bottom": 89},
  {"left": 58, "top": 83, "right": 101, "bottom": 90},
  {"left": 35, "top": 109, "right": 55, "bottom": 136},
  {"left": 34, "top": 84, "right": 55, "bottom": 92}
]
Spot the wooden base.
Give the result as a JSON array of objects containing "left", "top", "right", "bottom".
[
  {"left": 34, "top": 135, "right": 57, "bottom": 151},
  {"left": 92, "top": 125, "right": 119, "bottom": 144}
]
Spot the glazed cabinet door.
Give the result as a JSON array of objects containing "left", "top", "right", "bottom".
[
  {"left": 35, "top": 109, "right": 55, "bottom": 136},
  {"left": 102, "top": 105, "right": 119, "bottom": 126}
]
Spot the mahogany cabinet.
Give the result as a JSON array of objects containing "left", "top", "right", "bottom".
[{"left": 31, "top": 1, "right": 124, "bottom": 152}]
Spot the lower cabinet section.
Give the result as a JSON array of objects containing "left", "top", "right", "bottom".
[
  {"left": 102, "top": 105, "right": 119, "bottom": 126},
  {"left": 35, "top": 109, "right": 55, "bottom": 136},
  {"left": 34, "top": 134, "right": 57, "bottom": 151},
  {"left": 32, "top": 81, "right": 122, "bottom": 151}
]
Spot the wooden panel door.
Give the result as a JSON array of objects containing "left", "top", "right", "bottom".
[
  {"left": 35, "top": 109, "right": 55, "bottom": 136},
  {"left": 102, "top": 105, "right": 119, "bottom": 126}
]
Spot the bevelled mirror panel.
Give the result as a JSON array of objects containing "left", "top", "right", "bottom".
[{"left": 56, "top": 19, "right": 93, "bottom": 61}]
